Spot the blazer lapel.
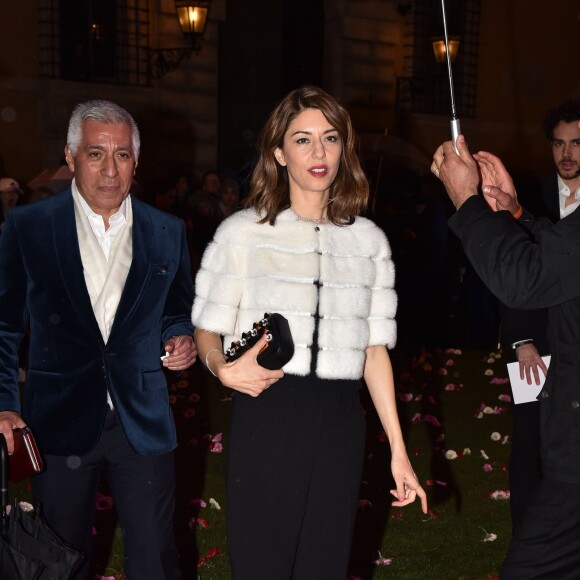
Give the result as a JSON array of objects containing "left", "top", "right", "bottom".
[
  {"left": 110, "top": 196, "right": 154, "bottom": 337},
  {"left": 51, "top": 189, "right": 104, "bottom": 343}
]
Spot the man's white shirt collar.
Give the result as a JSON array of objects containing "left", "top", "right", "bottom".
[
  {"left": 72, "top": 178, "right": 128, "bottom": 225},
  {"left": 71, "top": 178, "right": 130, "bottom": 261},
  {"left": 557, "top": 174, "right": 580, "bottom": 219}
]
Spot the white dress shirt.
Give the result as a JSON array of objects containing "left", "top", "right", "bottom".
[
  {"left": 558, "top": 174, "right": 580, "bottom": 219},
  {"left": 72, "top": 180, "right": 133, "bottom": 408}
]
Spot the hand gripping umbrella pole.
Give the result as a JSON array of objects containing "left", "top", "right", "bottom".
[{"left": 440, "top": 0, "right": 461, "bottom": 153}]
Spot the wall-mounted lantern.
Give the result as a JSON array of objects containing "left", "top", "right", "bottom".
[
  {"left": 151, "top": 0, "right": 211, "bottom": 79},
  {"left": 432, "top": 36, "right": 460, "bottom": 64}
]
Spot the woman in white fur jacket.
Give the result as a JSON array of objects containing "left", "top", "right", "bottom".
[{"left": 193, "top": 86, "right": 427, "bottom": 579}]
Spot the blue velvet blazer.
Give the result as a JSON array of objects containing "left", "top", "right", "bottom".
[{"left": 0, "top": 188, "right": 194, "bottom": 456}]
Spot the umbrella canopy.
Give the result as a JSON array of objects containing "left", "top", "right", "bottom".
[
  {"left": 27, "top": 166, "right": 73, "bottom": 194},
  {"left": 0, "top": 436, "right": 83, "bottom": 579}
]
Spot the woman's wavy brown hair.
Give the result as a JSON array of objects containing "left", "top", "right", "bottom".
[{"left": 245, "top": 85, "right": 369, "bottom": 225}]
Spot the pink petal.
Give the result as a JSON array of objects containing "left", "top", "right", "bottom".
[{"left": 424, "top": 414, "right": 442, "bottom": 427}]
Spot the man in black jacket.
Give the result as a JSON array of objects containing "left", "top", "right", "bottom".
[
  {"left": 433, "top": 131, "right": 580, "bottom": 579},
  {"left": 498, "top": 99, "right": 580, "bottom": 533}
]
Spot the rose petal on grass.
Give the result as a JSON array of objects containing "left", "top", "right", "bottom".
[
  {"left": 411, "top": 412, "right": 422, "bottom": 424},
  {"left": 206, "top": 547, "right": 222, "bottom": 559},
  {"left": 17, "top": 501, "right": 34, "bottom": 513},
  {"left": 480, "top": 527, "right": 498, "bottom": 542},
  {"left": 490, "top": 377, "right": 510, "bottom": 385},
  {"left": 188, "top": 498, "right": 207, "bottom": 508},
  {"left": 374, "top": 555, "right": 394, "bottom": 566},
  {"left": 488, "top": 490, "right": 510, "bottom": 500},
  {"left": 424, "top": 414, "right": 442, "bottom": 427}
]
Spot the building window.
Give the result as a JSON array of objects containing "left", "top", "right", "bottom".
[
  {"left": 397, "top": 0, "right": 481, "bottom": 118},
  {"left": 39, "top": 0, "right": 151, "bottom": 86}
]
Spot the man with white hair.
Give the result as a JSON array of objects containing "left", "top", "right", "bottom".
[{"left": 0, "top": 100, "right": 197, "bottom": 579}]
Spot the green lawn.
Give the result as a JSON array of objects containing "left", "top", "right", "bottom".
[{"left": 11, "top": 346, "right": 514, "bottom": 579}]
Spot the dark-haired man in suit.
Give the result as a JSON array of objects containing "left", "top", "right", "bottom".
[{"left": 0, "top": 100, "right": 197, "bottom": 579}]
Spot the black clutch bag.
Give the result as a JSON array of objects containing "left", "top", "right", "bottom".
[{"left": 225, "top": 313, "right": 294, "bottom": 370}]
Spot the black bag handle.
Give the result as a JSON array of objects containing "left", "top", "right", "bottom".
[{"left": 0, "top": 434, "right": 8, "bottom": 534}]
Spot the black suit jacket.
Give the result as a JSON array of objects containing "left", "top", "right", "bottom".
[
  {"left": 539, "top": 172, "right": 561, "bottom": 223},
  {"left": 450, "top": 196, "right": 580, "bottom": 484},
  {"left": 0, "top": 189, "right": 194, "bottom": 456},
  {"left": 499, "top": 173, "right": 559, "bottom": 360}
]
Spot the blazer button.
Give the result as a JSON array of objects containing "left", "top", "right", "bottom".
[
  {"left": 540, "top": 391, "right": 549, "bottom": 399},
  {"left": 572, "top": 400, "right": 580, "bottom": 409}
]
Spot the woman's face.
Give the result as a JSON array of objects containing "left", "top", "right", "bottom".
[
  {"left": 274, "top": 108, "right": 342, "bottom": 202},
  {"left": 221, "top": 187, "right": 238, "bottom": 207}
]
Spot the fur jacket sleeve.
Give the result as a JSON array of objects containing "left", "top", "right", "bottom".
[{"left": 192, "top": 208, "right": 397, "bottom": 379}]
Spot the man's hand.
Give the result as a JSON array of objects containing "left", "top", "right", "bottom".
[
  {"left": 432, "top": 135, "right": 480, "bottom": 209},
  {"left": 516, "top": 343, "right": 548, "bottom": 386},
  {"left": 0, "top": 411, "right": 26, "bottom": 454},
  {"left": 473, "top": 151, "right": 520, "bottom": 215},
  {"left": 162, "top": 335, "right": 197, "bottom": 371}
]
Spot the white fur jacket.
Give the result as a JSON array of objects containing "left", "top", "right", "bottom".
[{"left": 192, "top": 208, "right": 397, "bottom": 380}]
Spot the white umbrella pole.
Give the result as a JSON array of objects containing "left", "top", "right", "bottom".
[{"left": 440, "top": 0, "right": 461, "bottom": 153}]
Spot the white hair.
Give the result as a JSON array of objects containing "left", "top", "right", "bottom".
[{"left": 67, "top": 100, "right": 141, "bottom": 160}]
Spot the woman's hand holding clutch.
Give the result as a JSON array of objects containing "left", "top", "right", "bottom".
[{"left": 217, "top": 335, "right": 284, "bottom": 397}]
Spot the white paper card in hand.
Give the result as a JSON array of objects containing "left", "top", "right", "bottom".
[{"left": 507, "top": 355, "right": 551, "bottom": 405}]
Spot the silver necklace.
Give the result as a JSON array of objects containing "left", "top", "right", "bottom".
[{"left": 291, "top": 208, "right": 328, "bottom": 224}]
